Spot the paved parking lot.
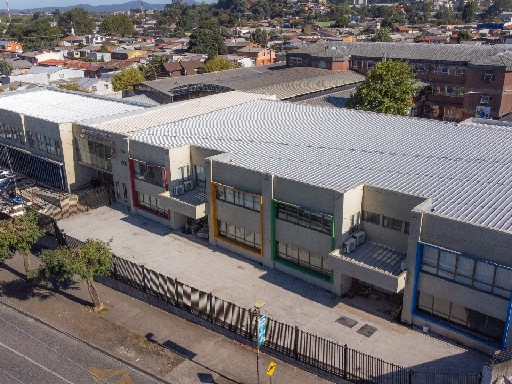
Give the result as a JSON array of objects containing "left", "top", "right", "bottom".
[{"left": 59, "top": 204, "right": 488, "bottom": 373}]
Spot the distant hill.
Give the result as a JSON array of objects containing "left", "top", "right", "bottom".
[{"left": 10, "top": 1, "right": 200, "bottom": 13}]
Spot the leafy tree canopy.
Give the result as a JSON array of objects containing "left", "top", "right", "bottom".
[
  {"left": 347, "top": 59, "right": 420, "bottom": 116},
  {"left": 58, "top": 82, "right": 91, "bottom": 93},
  {"left": 140, "top": 55, "right": 169, "bottom": 81},
  {"left": 250, "top": 28, "right": 268, "bottom": 47},
  {"left": 111, "top": 67, "right": 146, "bottom": 91},
  {"left": 59, "top": 8, "right": 95, "bottom": 35},
  {"left": 0, "top": 209, "right": 43, "bottom": 263},
  {"left": 202, "top": 55, "right": 241, "bottom": 73},
  {"left": 99, "top": 14, "right": 135, "bottom": 36},
  {"left": 188, "top": 29, "right": 227, "bottom": 58},
  {"left": 372, "top": 27, "right": 393, "bottom": 42}
]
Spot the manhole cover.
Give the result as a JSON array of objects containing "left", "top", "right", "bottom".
[
  {"left": 336, "top": 316, "right": 358, "bottom": 328},
  {"left": 357, "top": 324, "right": 377, "bottom": 338}
]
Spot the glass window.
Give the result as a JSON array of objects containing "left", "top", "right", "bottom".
[
  {"left": 133, "top": 160, "right": 165, "bottom": 187},
  {"left": 136, "top": 191, "right": 167, "bottom": 217},
  {"left": 217, "top": 220, "right": 261, "bottom": 251},
  {"left": 277, "top": 202, "right": 333, "bottom": 235},
  {"left": 178, "top": 165, "right": 189, "bottom": 181},
  {"left": 275, "top": 241, "right": 330, "bottom": 277},
  {"left": 194, "top": 165, "right": 206, "bottom": 188},
  {"left": 225, "top": 188, "right": 234, "bottom": 203},
  {"left": 216, "top": 185, "right": 225, "bottom": 200},
  {"left": 438, "top": 251, "right": 456, "bottom": 279},
  {"left": 214, "top": 184, "right": 260, "bottom": 212},
  {"left": 244, "top": 194, "right": 254, "bottom": 210}
]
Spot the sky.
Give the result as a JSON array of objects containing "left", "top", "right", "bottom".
[{"left": 0, "top": 1, "right": 173, "bottom": 10}]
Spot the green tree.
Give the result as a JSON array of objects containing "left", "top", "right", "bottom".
[
  {"left": 250, "top": 28, "right": 269, "bottom": 47},
  {"left": 111, "top": 67, "right": 146, "bottom": 91},
  {"left": 99, "top": 45, "right": 109, "bottom": 53},
  {"left": 0, "top": 59, "right": 13, "bottom": 76},
  {"left": 59, "top": 8, "right": 95, "bottom": 35},
  {"left": 333, "top": 16, "right": 353, "bottom": 28},
  {"left": 458, "top": 29, "right": 473, "bottom": 42},
  {"left": 38, "top": 239, "right": 114, "bottom": 310},
  {"left": 203, "top": 56, "right": 241, "bottom": 72},
  {"left": 189, "top": 29, "right": 227, "bottom": 58},
  {"left": 100, "top": 14, "right": 135, "bottom": 36},
  {"left": 140, "top": 56, "right": 169, "bottom": 80},
  {"left": 0, "top": 209, "right": 44, "bottom": 280},
  {"left": 372, "top": 27, "right": 393, "bottom": 42},
  {"left": 347, "top": 59, "right": 419, "bottom": 116},
  {"left": 57, "top": 82, "right": 91, "bottom": 93},
  {"left": 462, "top": 0, "right": 477, "bottom": 22}
]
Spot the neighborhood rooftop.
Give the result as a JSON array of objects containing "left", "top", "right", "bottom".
[
  {"left": 130, "top": 99, "right": 512, "bottom": 232},
  {"left": 294, "top": 41, "right": 512, "bottom": 68},
  {"left": 0, "top": 88, "right": 148, "bottom": 123},
  {"left": 140, "top": 64, "right": 364, "bottom": 99}
]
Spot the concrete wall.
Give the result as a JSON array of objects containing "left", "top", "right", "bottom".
[
  {"left": 361, "top": 185, "right": 426, "bottom": 252},
  {"left": 216, "top": 200, "right": 261, "bottom": 235},
  {"left": 273, "top": 177, "right": 335, "bottom": 214},
  {"left": 168, "top": 145, "right": 191, "bottom": 189},
  {"left": 213, "top": 161, "right": 263, "bottom": 195},
  {"left": 341, "top": 185, "right": 363, "bottom": 242}
]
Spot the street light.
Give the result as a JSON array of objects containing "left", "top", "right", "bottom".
[{"left": 254, "top": 300, "right": 266, "bottom": 384}]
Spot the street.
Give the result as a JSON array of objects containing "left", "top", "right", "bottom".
[{"left": 0, "top": 302, "right": 161, "bottom": 384}]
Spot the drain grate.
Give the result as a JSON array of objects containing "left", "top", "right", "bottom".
[
  {"left": 336, "top": 316, "right": 358, "bottom": 328},
  {"left": 357, "top": 324, "right": 378, "bottom": 338}
]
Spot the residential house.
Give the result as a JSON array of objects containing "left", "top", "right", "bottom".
[
  {"left": 18, "top": 51, "right": 62, "bottom": 65},
  {"left": 234, "top": 47, "right": 275, "bottom": 66},
  {"left": 111, "top": 49, "right": 147, "bottom": 61},
  {"left": 0, "top": 41, "right": 23, "bottom": 53}
]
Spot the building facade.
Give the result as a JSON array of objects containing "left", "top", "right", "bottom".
[{"left": 287, "top": 42, "right": 512, "bottom": 121}]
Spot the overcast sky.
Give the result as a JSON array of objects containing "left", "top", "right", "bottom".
[{"left": 1, "top": 1, "right": 173, "bottom": 10}]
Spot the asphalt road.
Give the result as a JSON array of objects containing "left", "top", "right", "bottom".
[{"left": 0, "top": 303, "right": 162, "bottom": 384}]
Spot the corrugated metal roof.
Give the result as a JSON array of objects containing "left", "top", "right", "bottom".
[
  {"left": 293, "top": 41, "right": 512, "bottom": 68},
  {"left": 296, "top": 87, "right": 355, "bottom": 108},
  {"left": 0, "top": 88, "right": 147, "bottom": 123},
  {"left": 130, "top": 99, "right": 512, "bottom": 232},
  {"left": 140, "top": 64, "right": 364, "bottom": 99},
  {"left": 82, "top": 91, "right": 274, "bottom": 134}
]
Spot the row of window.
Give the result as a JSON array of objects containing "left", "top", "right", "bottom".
[
  {"left": 361, "top": 211, "right": 409, "bottom": 233},
  {"left": 217, "top": 220, "right": 261, "bottom": 251},
  {"left": 26, "top": 131, "right": 63, "bottom": 157},
  {"left": 421, "top": 244, "right": 512, "bottom": 299},
  {"left": 431, "top": 85, "right": 465, "bottom": 98},
  {"left": 215, "top": 184, "right": 261, "bottom": 212},
  {"left": 276, "top": 241, "right": 330, "bottom": 277},
  {"left": 0, "top": 124, "right": 24, "bottom": 144},
  {"left": 75, "top": 137, "right": 112, "bottom": 171},
  {"left": 136, "top": 191, "right": 168, "bottom": 218},
  {"left": 133, "top": 160, "right": 166, "bottom": 188},
  {"left": 417, "top": 291, "right": 504, "bottom": 343},
  {"left": 276, "top": 202, "right": 333, "bottom": 235}
]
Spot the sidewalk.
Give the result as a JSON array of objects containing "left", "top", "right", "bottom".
[
  {"left": 0, "top": 256, "right": 332, "bottom": 384},
  {"left": 58, "top": 205, "right": 488, "bottom": 372}
]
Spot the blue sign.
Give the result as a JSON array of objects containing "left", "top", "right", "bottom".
[{"left": 258, "top": 315, "right": 267, "bottom": 346}]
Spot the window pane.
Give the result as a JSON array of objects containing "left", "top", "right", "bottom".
[
  {"left": 494, "top": 268, "right": 512, "bottom": 291},
  {"left": 216, "top": 185, "right": 225, "bottom": 200},
  {"left": 456, "top": 256, "right": 474, "bottom": 278},
  {"left": 225, "top": 188, "right": 234, "bottom": 203},
  {"left": 474, "top": 262, "right": 495, "bottom": 285},
  {"left": 422, "top": 246, "right": 438, "bottom": 268},
  {"left": 235, "top": 226, "right": 244, "bottom": 241},
  {"left": 278, "top": 241, "right": 286, "bottom": 255},
  {"left": 227, "top": 224, "right": 236, "bottom": 240},
  {"left": 438, "top": 251, "right": 456, "bottom": 275},
  {"left": 244, "top": 194, "right": 254, "bottom": 210},
  {"left": 234, "top": 190, "right": 243, "bottom": 206},
  {"left": 299, "top": 210, "right": 310, "bottom": 227},
  {"left": 323, "top": 216, "right": 333, "bottom": 232}
]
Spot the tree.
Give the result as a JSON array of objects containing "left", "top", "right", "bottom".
[
  {"left": 100, "top": 14, "right": 135, "bottom": 36},
  {"left": 99, "top": 45, "right": 109, "bottom": 53},
  {"left": 372, "top": 27, "right": 393, "bottom": 42},
  {"left": 0, "top": 59, "right": 13, "bottom": 76},
  {"left": 0, "top": 209, "right": 44, "bottom": 280},
  {"left": 111, "top": 67, "right": 146, "bottom": 91},
  {"left": 38, "top": 239, "right": 114, "bottom": 310},
  {"left": 59, "top": 8, "right": 95, "bottom": 35},
  {"left": 58, "top": 82, "right": 91, "bottom": 93},
  {"left": 189, "top": 29, "right": 227, "bottom": 58},
  {"left": 458, "top": 29, "right": 473, "bottom": 42},
  {"left": 462, "top": 0, "right": 477, "bottom": 22},
  {"left": 140, "top": 56, "right": 169, "bottom": 80},
  {"left": 250, "top": 28, "right": 269, "bottom": 47},
  {"left": 347, "top": 59, "right": 420, "bottom": 116},
  {"left": 333, "top": 16, "right": 353, "bottom": 28},
  {"left": 203, "top": 56, "right": 241, "bottom": 72}
]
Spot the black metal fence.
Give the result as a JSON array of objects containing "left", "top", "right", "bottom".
[{"left": 38, "top": 214, "right": 482, "bottom": 384}]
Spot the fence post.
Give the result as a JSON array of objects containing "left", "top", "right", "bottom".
[
  {"left": 293, "top": 325, "right": 299, "bottom": 360},
  {"left": 408, "top": 368, "right": 413, "bottom": 384},
  {"left": 175, "top": 279, "right": 179, "bottom": 307},
  {"left": 208, "top": 292, "right": 213, "bottom": 323},
  {"left": 478, "top": 372, "right": 482, "bottom": 384},
  {"left": 343, "top": 344, "right": 348, "bottom": 380},
  {"left": 141, "top": 265, "right": 146, "bottom": 292}
]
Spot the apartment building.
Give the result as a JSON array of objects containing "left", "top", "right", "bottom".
[{"left": 287, "top": 42, "right": 512, "bottom": 121}]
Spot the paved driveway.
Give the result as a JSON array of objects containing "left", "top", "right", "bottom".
[{"left": 59, "top": 204, "right": 488, "bottom": 373}]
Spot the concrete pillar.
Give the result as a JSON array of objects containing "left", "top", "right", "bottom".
[{"left": 260, "top": 173, "right": 274, "bottom": 268}]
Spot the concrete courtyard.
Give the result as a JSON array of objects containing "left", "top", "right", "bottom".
[{"left": 59, "top": 204, "right": 488, "bottom": 373}]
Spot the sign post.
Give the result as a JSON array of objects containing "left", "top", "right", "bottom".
[
  {"left": 254, "top": 300, "right": 266, "bottom": 384},
  {"left": 267, "top": 361, "right": 276, "bottom": 384}
]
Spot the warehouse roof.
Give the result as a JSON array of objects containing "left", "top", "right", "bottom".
[
  {"left": 0, "top": 88, "right": 148, "bottom": 123},
  {"left": 138, "top": 64, "right": 364, "bottom": 100},
  {"left": 292, "top": 41, "right": 512, "bottom": 69},
  {"left": 80, "top": 91, "right": 275, "bottom": 134},
  {"left": 130, "top": 99, "right": 512, "bottom": 232}
]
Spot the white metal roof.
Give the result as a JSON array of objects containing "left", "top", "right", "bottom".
[
  {"left": 81, "top": 91, "right": 275, "bottom": 134},
  {"left": 0, "top": 88, "right": 147, "bottom": 124},
  {"left": 130, "top": 99, "right": 512, "bottom": 232}
]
